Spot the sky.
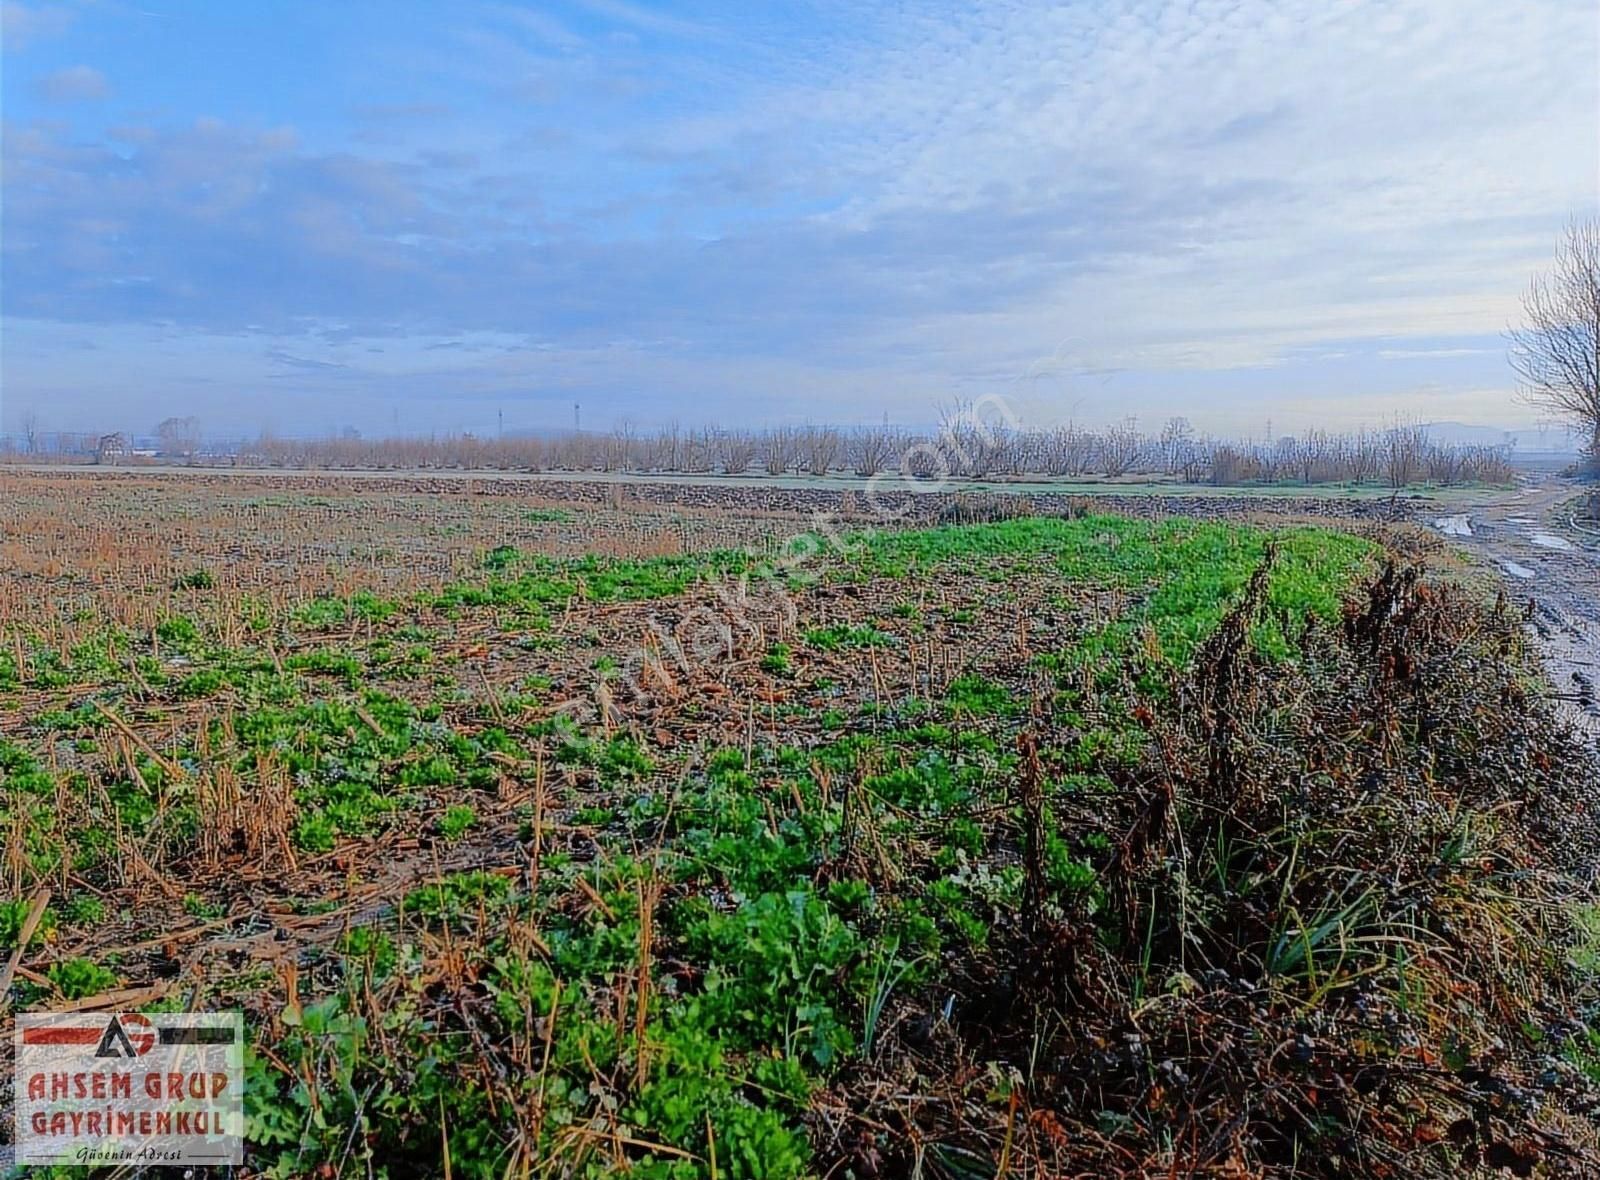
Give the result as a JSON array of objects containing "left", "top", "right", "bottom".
[{"left": 2, "top": 0, "right": 1597, "bottom": 441}]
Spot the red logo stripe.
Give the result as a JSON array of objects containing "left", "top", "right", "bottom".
[{"left": 22, "top": 1027, "right": 102, "bottom": 1045}]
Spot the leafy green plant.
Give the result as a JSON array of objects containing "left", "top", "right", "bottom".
[
  {"left": 155, "top": 614, "right": 202, "bottom": 646},
  {"left": 0, "top": 897, "right": 56, "bottom": 948},
  {"left": 438, "top": 804, "right": 476, "bottom": 841},
  {"left": 183, "top": 892, "right": 226, "bottom": 920},
  {"left": 62, "top": 894, "right": 106, "bottom": 926},
  {"left": 686, "top": 887, "right": 864, "bottom": 1068},
  {"left": 483, "top": 544, "right": 521, "bottom": 570},
  {"left": 47, "top": 957, "right": 119, "bottom": 999},
  {"left": 803, "top": 623, "right": 895, "bottom": 651},
  {"left": 944, "top": 674, "right": 1016, "bottom": 717},
  {"left": 405, "top": 870, "right": 512, "bottom": 925},
  {"left": 293, "top": 813, "right": 337, "bottom": 854}
]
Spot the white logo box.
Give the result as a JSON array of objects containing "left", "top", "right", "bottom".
[{"left": 14, "top": 1011, "right": 244, "bottom": 1167}]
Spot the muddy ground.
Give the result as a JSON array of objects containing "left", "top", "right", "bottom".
[{"left": 1432, "top": 473, "right": 1600, "bottom": 744}]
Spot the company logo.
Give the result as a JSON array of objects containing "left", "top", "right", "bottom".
[{"left": 14, "top": 1011, "right": 243, "bottom": 1167}]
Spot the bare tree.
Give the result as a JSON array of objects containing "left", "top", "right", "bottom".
[
  {"left": 1178, "top": 436, "right": 1214, "bottom": 483},
  {"left": 612, "top": 420, "right": 638, "bottom": 472},
  {"left": 1097, "top": 418, "right": 1145, "bottom": 477},
  {"left": 1426, "top": 443, "right": 1464, "bottom": 486},
  {"left": 1295, "top": 430, "right": 1333, "bottom": 484},
  {"left": 996, "top": 424, "right": 1027, "bottom": 476},
  {"left": 851, "top": 426, "right": 897, "bottom": 477},
  {"left": 901, "top": 434, "right": 944, "bottom": 480},
  {"left": 1382, "top": 424, "right": 1427, "bottom": 489},
  {"left": 1260, "top": 436, "right": 1296, "bottom": 484},
  {"left": 645, "top": 422, "right": 684, "bottom": 472},
  {"left": 682, "top": 426, "right": 716, "bottom": 473},
  {"left": 21, "top": 411, "right": 39, "bottom": 455},
  {"left": 938, "top": 398, "right": 1014, "bottom": 478},
  {"left": 717, "top": 430, "right": 757, "bottom": 475},
  {"left": 601, "top": 422, "right": 632, "bottom": 473},
  {"left": 763, "top": 426, "right": 798, "bottom": 476},
  {"left": 1509, "top": 220, "right": 1600, "bottom": 465},
  {"left": 1346, "top": 429, "right": 1380, "bottom": 484},
  {"left": 156, "top": 416, "right": 202, "bottom": 460},
  {"left": 1039, "top": 424, "right": 1095, "bottom": 477},
  {"left": 1159, "top": 417, "right": 1195, "bottom": 476},
  {"left": 800, "top": 425, "right": 841, "bottom": 477}
]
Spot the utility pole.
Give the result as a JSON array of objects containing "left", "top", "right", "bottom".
[{"left": 573, "top": 402, "right": 581, "bottom": 434}]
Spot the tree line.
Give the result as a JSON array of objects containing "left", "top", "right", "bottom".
[
  {"left": 221, "top": 418, "right": 1512, "bottom": 488},
  {"left": 1, "top": 416, "right": 1518, "bottom": 488}
]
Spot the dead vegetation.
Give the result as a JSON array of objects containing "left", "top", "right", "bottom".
[{"left": 820, "top": 556, "right": 1600, "bottom": 1177}]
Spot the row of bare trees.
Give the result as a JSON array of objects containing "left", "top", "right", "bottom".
[
  {"left": 223, "top": 419, "right": 1513, "bottom": 488},
  {"left": 0, "top": 403, "right": 1516, "bottom": 487},
  {"left": 0, "top": 415, "right": 205, "bottom": 462},
  {"left": 1199, "top": 425, "right": 1513, "bottom": 489}
]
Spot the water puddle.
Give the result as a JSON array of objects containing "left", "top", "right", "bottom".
[{"left": 1434, "top": 514, "right": 1472, "bottom": 537}]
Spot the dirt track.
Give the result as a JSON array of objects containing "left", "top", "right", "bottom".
[{"left": 1437, "top": 474, "right": 1600, "bottom": 744}]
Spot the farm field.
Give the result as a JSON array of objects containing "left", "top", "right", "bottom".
[{"left": 3, "top": 472, "right": 1600, "bottom": 1177}]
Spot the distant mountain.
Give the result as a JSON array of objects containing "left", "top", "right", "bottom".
[{"left": 1422, "top": 421, "right": 1582, "bottom": 454}]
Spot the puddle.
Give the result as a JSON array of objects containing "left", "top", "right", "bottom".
[
  {"left": 1500, "top": 560, "right": 1537, "bottom": 580},
  {"left": 1530, "top": 533, "right": 1575, "bottom": 551},
  {"left": 1434, "top": 514, "right": 1472, "bottom": 537}
]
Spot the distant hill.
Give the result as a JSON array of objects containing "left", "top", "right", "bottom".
[{"left": 1421, "top": 421, "right": 1581, "bottom": 454}]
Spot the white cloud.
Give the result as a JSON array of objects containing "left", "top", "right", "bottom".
[
  {"left": 1, "top": 1, "right": 73, "bottom": 52},
  {"left": 572, "top": 0, "right": 714, "bottom": 41},
  {"left": 1378, "top": 348, "right": 1500, "bottom": 360},
  {"left": 36, "top": 63, "right": 108, "bottom": 101},
  {"left": 726, "top": 0, "right": 1598, "bottom": 370}
]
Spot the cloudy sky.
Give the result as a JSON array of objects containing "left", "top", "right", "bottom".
[{"left": 2, "top": 0, "right": 1596, "bottom": 440}]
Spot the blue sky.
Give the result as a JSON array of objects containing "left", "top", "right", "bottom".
[{"left": 2, "top": 0, "right": 1596, "bottom": 439}]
